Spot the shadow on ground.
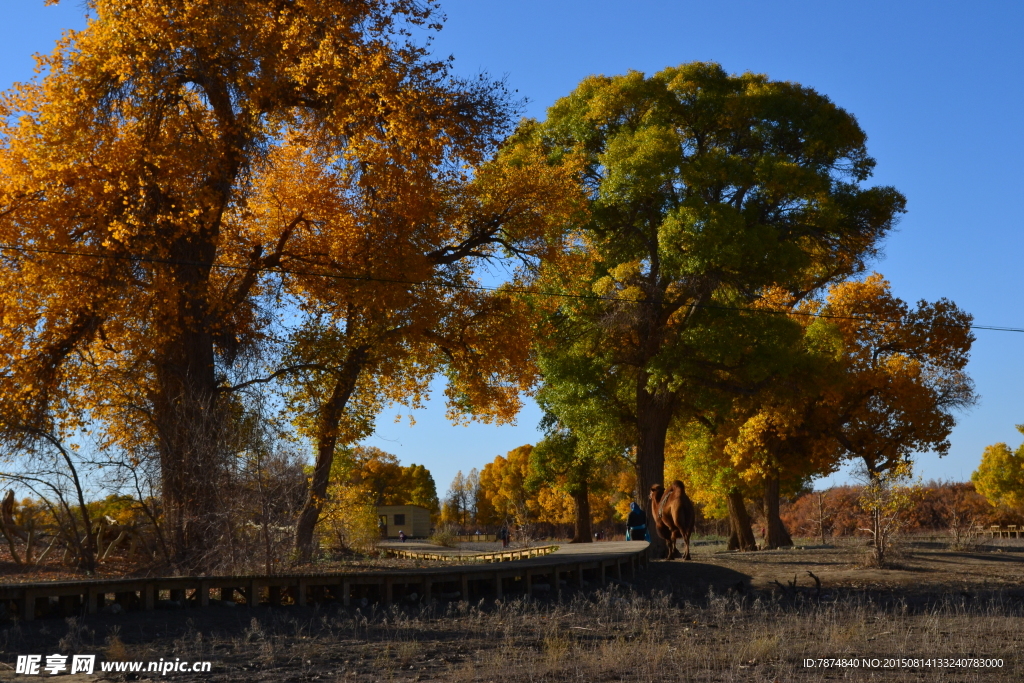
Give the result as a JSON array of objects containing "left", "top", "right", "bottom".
[{"left": 638, "top": 560, "right": 751, "bottom": 600}]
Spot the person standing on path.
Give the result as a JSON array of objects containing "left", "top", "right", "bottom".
[{"left": 626, "top": 502, "right": 648, "bottom": 541}]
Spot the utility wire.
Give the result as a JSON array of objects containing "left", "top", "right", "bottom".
[{"left": 1, "top": 241, "right": 1022, "bottom": 333}]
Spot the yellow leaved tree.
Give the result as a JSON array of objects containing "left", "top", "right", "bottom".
[
  {"left": 0, "top": 0, "right": 583, "bottom": 570},
  {"left": 668, "top": 276, "right": 974, "bottom": 553},
  {"left": 273, "top": 138, "right": 584, "bottom": 560},
  {"left": 319, "top": 445, "right": 437, "bottom": 553},
  {"left": 476, "top": 446, "right": 538, "bottom": 528},
  {"left": 821, "top": 275, "right": 976, "bottom": 478},
  {"left": 857, "top": 460, "right": 922, "bottom": 566},
  {"left": 972, "top": 430, "right": 1024, "bottom": 514}
]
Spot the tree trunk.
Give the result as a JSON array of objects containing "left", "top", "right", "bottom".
[
  {"left": 154, "top": 344, "right": 222, "bottom": 572},
  {"left": 569, "top": 480, "right": 593, "bottom": 543},
  {"left": 817, "top": 492, "right": 828, "bottom": 545},
  {"left": 872, "top": 507, "right": 884, "bottom": 565},
  {"left": 294, "top": 350, "right": 367, "bottom": 562},
  {"left": 762, "top": 474, "right": 793, "bottom": 549},
  {"left": 153, "top": 241, "right": 224, "bottom": 572},
  {"left": 635, "top": 385, "right": 675, "bottom": 559},
  {"left": 147, "top": 157, "right": 247, "bottom": 573},
  {"left": 726, "top": 488, "right": 757, "bottom": 551}
]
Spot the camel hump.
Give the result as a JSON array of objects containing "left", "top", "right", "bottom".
[{"left": 670, "top": 480, "right": 686, "bottom": 493}]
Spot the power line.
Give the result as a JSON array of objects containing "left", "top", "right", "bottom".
[{"left": 1, "top": 241, "right": 1022, "bottom": 333}]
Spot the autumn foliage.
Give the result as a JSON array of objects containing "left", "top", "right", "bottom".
[
  {"left": 440, "top": 445, "right": 634, "bottom": 538},
  {"left": 317, "top": 446, "right": 437, "bottom": 552},
  {"left": 780, "top": 481, "right": 1005, "bottom": 539},
  {"left": 972, "top": 429, "right": 1024, "bottom": 516},
  {"left": 525, "top": 63, "right": 906, "bottom": 556},
  {"left": 0, "top": 0, "right": 583, "bottom": 570},
  {"left": 0, "top": 0, "right": 987, "bottom": 573}
]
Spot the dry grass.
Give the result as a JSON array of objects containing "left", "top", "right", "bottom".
[
  {"left": 4, "top": 541, "right": 1024, "bottom": 681},
  {"left": 352, "top": 590, "right": 1023, "bottom": 682},
  {"left": 4, "top": 585, "right": 1022, "bottom": 681}
]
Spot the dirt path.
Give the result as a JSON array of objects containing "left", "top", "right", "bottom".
[{"left": 649, "top": 538, "right": 1024, "bottom": 596}]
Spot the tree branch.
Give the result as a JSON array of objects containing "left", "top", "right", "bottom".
[{"left": 217, "top": 363, "right": 338, "bottom": 393}]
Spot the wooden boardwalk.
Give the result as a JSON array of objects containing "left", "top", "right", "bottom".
[
  {"left": 384, "top": 543, "right": 558, "bottom": 562},
  {"left": 0, "top": 541, "right": 649, "bottom": 621}
]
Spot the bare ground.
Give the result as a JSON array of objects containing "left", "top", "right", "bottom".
[{"left": 3, "top": 537, "right": 1024, "bottom": 682}]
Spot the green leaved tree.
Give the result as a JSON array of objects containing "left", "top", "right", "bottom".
[
  {"left": 528, "top": 63, "right": 904, "bottom": 556},
  {"left": 528, "top": 415, "right": 624, "bottom": 544}
]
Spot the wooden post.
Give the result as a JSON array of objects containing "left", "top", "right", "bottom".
[
  {"left": 59, "top": 595, "right": 81, "bottom": 617},
  {"left": 246, "top": 581, "right": 258, "bottom": 608},
  {"left": 21, "top": 590, "right": 35, "bottom": 622},
  {"left": 460, "top": 574, "right": 469, "bottom": 601},
  {"left": 576, "top": 563, "right": 584, "bottom": 588},
  {"left": 199, "top": 582, "right": 210, "bottom": 607},
  {"left": 384, "top": 579, "right": 393, "bottom": 605},
  {"left": 341, "top": 581, "right": 350, "bottom": 607},
  {"left": 297, "top": 580, "right": 307, "bottom": 607},
  {"left": 494, "top": 572, "right": 502, "bottom": 598},
  {"left": 143, "top": 585, "right": 155, "bottom": 611},
  {"left": 115, "top": 591, "right": 134, "bottom": 610},
  {"left": 268, "top": 586, "right": 281, "bottom": 606}
]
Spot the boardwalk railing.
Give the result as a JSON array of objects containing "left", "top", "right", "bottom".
[
  {"left": 386, "top": 545, "right": 558, "bottom": 562},
  {"left": 0, "top": 545, "right": 648, "bottom": 622},
  {"left": 986, "top": 525, "right": 1022, "bottom": 539}
]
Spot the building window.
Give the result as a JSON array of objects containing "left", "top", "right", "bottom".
[{"left": 394, "top": 514, "right": 406, "bottom": 525}]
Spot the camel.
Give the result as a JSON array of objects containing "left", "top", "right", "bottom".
[{"left": 650, "top": 480, "right": 695, "bottom": 560}]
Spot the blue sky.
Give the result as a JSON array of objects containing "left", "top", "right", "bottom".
[{"left": 2, "top": 1, "right": 1022, "bottom": 495}]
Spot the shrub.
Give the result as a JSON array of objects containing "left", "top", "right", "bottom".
[
  {"left": 428, "top": 525, "right": 460, "bottom": 548},
  {"left": 320, "top": 483, "right": 380, "bottom": 554}
]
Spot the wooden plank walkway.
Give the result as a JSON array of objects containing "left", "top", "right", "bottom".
[
  {"left": 384, "top": 544, "right": 558, "bottom": 562},
  {"left": 0, "top": 541, "right": 649, "bottom": 621}
]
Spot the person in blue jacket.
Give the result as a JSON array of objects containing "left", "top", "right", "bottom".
[{"left": 626, "top": 502, "right": 648, "bottom": 541}]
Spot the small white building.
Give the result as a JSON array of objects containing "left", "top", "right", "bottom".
[{"left": 377, "top": 505, "right": 431, "bottom": 539}]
